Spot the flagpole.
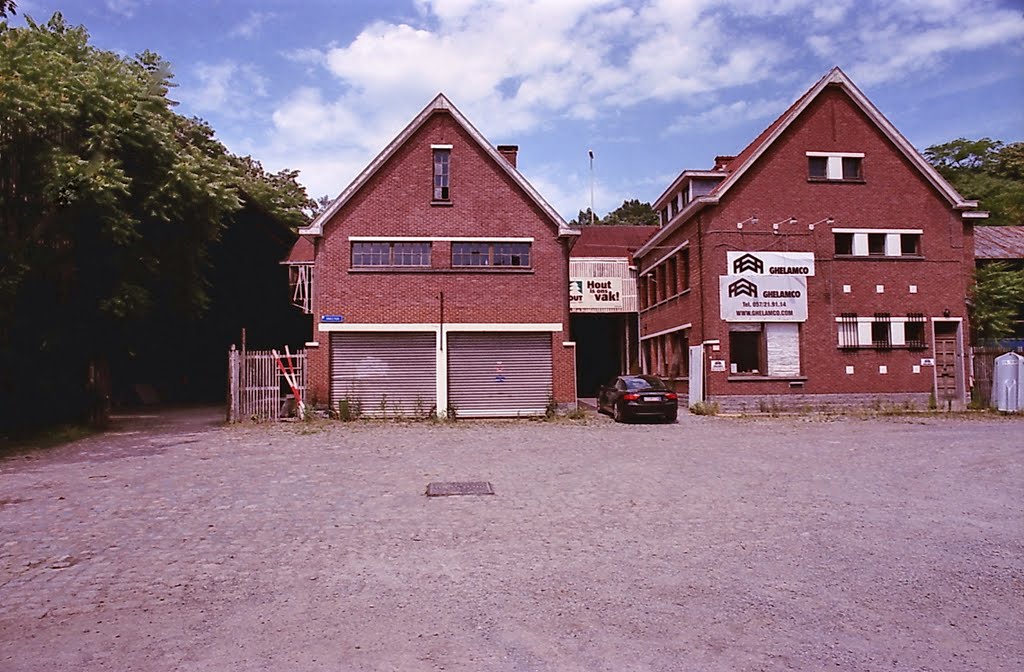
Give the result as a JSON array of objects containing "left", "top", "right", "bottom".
[{"left": 588, "top": 149, "right": 594, "bottom": 225}]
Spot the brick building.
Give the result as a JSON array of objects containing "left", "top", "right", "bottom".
[
  {"left": 635, "top": 67, "right": 987, "bottom": 411},
  {"left": 297, "top": 94, "right": 579, "bottom": 417}
]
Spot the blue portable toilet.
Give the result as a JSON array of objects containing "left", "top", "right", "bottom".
[{"left": 991, "top": 352, "right": 1024, "bottom": 412}]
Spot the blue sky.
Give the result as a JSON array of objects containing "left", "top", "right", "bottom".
[{"left": 10, "top": 0, "right": 1024, "bottom": 220}]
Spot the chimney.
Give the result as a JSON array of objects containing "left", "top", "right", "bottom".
[
  {"left": 714, "top": 155, "right": 736, "bottom": 171},
  {"left": 497, "top": 144, "right": 519, "bottom": 168}
]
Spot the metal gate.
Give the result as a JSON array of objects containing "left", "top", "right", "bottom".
[
  {"left": 330, "top": 332, "right": 436, "bottom": 417},
  {"left": 447, "top": 332, "right": 552, "bottom": 417},
  {"left": 227, "top": 347, "right": 306, "bottom": 422}
]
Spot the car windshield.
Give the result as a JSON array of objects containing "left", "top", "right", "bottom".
[{"left": 622, "top": 376, "right": 667, "bottom": 391}]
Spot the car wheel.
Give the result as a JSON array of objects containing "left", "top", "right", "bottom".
[
  {"left": 663, "top": 413, "right": 677, "bottom": 424},
  {"left": 613, "top": 403, "right": 624, "bottom": 423}
]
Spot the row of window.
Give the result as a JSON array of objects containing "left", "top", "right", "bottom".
[
  {"left": 834, "top": 231, "right": 921, "bottom": 257},
  {"left": 351, "top": 241, "right": 531, "bottom": 269},
  {"left": 808, "top": 154, "right": 863, "bottom": 181},
  {"left": 644, "top": 331, "right": 689, "bottom": 379},
  {"left": 639, "top": 248, "right": 691, "bottom": 310},
  {"left": 645, "top": 315, "right": 932, "bottom": 380},
  {"left": 837, "top": 313, "right": 927, "bottom": 349}
]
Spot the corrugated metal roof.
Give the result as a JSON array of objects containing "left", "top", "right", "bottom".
[
  {"left": 570, "top": 225, "right": 659, "bottom": 258},
  {"left": 975, "top": 226, "right": 1024, "bottom": 259}
]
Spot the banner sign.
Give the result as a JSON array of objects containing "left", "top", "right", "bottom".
[
  {"left": 570, "top": 278, "right": 623, "bottom": 310},
  {"left": 720, "top": 275, "right": 808, "bottom": 322},
  {"left": 726, "top": 251, "right": 815, "bottom": 276}
]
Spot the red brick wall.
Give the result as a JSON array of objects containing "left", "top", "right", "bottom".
[
  {"left": 306, "top": 111, "right": 574, "bottom": 406},
  {"left": 640, "top": 86, "right": 972, "bottom": 401}
]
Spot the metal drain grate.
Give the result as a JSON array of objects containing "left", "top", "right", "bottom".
[{"left": 426, "top": 481, "right": 495, "bottom": 497}]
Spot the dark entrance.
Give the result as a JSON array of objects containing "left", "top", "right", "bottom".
[{"left": 571, "top": 313, "right": 628, "bottom": 397}]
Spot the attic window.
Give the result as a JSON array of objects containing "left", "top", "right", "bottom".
[
  {"left": 432, "top": 146, "right": 451, "bottom": 202},
  {"left": 807, "top": 152, "right": 864, "bottom": 182}
]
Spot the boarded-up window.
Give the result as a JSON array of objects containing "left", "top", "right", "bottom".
[{"left": 766, "top": 323, "right": 801, "bottom": 377}]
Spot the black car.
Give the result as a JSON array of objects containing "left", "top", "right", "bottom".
[{"left": 598, "top": 375, "right": 678, "bottom": 423}]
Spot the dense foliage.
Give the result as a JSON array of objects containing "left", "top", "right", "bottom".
[
  {"left": 569, "top": 199, "right": 657, "bottom": 226},
  {"left": 924, "top": 138, "right": 1024, "bottom": 339},
  {"left": 0, "top": 14, "right": 311, "bottom": 429},
  {"left": 925, "top": 138, "right": 1024, "bottom": 227}
]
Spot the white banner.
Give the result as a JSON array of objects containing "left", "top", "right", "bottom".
[
  {"left": 720, "top": 275, "right": 808, "bottom": 322},
  {"left": 570, "top": 277, "right": 623, "bottom": 310},
  {"left": 727, "top": 251, "right": 815, "bottom": 276}
]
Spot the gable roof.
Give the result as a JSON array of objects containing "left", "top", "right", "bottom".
[
  {"left": 282, "top": 236, "right": 314, "bottom": 265},
  {"left": 975, "top": 226, "right": 1024, "bottom": 260},
  {"left": 299, "top": 93, "right": 577, "bottom": 239},
  {"left": 637, "top": 67, "right": 984, "bottom": 258},
  {"left": 570, "top": 225, "right": 659, "bottom": 258}
]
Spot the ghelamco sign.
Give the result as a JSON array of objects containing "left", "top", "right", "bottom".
[
  {"left": 720, "top": 275, "right": 808, "bottom": 322},
  {"left": 727, "top": 251, "right": 815, "bottom": 276}
]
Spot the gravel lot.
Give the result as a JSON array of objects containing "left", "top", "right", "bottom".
[{"left": 1, "top": 407, "right": 1022, "bottom": 671}]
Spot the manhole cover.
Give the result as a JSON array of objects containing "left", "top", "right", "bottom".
[{"left": 426, "top": 481, "right": 495, "bottom": 497}]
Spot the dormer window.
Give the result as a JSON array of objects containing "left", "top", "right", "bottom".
[
  {"left": 432, "top": 145, "right": 451, "bottom": 202},
  {"left": 807, "top": 152, "right": 864, "bottom": 182}
]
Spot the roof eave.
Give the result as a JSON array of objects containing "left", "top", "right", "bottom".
[
  {"left": 635, "top": 196, "right": 718, "bottom": 258},
  {"left": 653, "top": 170, "right": 725, "bottom": 210}
]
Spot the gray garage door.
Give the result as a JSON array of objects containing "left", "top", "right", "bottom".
[
  {"left": 330, "top": 332, "right": 436, "bottom": 417},
  {"left": 447, "top": 332, "right": 552, "bottom": 417}
]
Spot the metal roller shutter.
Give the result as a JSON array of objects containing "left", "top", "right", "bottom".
[
  {"left": 330, "top": 332, "right": 436, "bottom": 417},
  {"left": 448, "top": 332, "right": 552, "bottom": 417}
]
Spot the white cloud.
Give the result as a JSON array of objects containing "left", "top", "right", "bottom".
[
  {"left": 180, "top": 61, "right": 268, "bottom": 118},
  {"left": 231, "top": 11, "right": 276, "bottom": 39},
  {"left": 243, "top": 0, "right": 1024, "bottom": 201},
  {"left": 105, "top": 0, "right": 140, "bottom": 17},
  {"left": 666, "top": 97, "right": 793, "bottom": 135}
]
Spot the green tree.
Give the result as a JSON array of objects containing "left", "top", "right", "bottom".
[
  {"left": 0, "top": 1, "right": 16, "bottom": 18},
  {"left": 235, "top": 156, "right": 314, "bottom": 229},
  {"left": 0, "top": 14, "right": 310, "bottom": 428},
  {"left": 925, "top": 138, "right": 1024, "bottom": 340},
  {"left": 602, "top": 199, "right": 658, "bottom": 226},
  {"left": 568, "top": 208, "right": 601, "bottom": 226},
  {"left": 971, "top": 262, "right": 1024, "bottom": 339},
  {"left": 925, "top": 138, "right": 1024, "bottom": 226}
]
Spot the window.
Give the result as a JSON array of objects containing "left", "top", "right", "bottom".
[
  {"left": 808, "top": 156, "right": 828, "bottom": 179},
  {"left": 730, "top": 327, "right": 762, "bottom": 374},
  {"left": 838, "top": 313, "right": 859, "bottom": 348},
  {"left": 871, "top": 313, "right": 891, "bottom": 349},
  {"left": 901, "top": 233, "right": 921, "bottom": 256},
  {"left": 807, "top": 152, "right": 865, "bottom": 181},
  {"left": 835, "top": 232, "right": 854, "bottom": 255},
  {"left": 833, "top": 229, "right": 924, "bottom": 258},
  {"left": 842, "top": 157, "right": 862, "bottom": 180},
  {"left": 492, "top": 242, "right": 530, "bottom": 267},
  {"left": 729, "top": 323, "right": 802, "bottom": 376},
  {"left": 837, "top": 314, "right": 927, "bottom": 349},
  {"left": 667, "top": 256, "right": 678, "bottom": 296},
  {"left": 906, "top": 314, "right": 926, "bottom": 348},
  {"left": 451, "top": 242, "right": 530, "bottom": 268},
  {"left": 680, "top": 248, "right": 690, "bottom": 291},
  {"left": 432, "top": 147, "right": 450, "bottom": 201},
  {"left": 352, "top": 241, "right": 431, "bottom": 267}
]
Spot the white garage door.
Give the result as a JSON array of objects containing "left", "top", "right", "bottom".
[
  {"left": 330, "top": 332, "right": 436, "bottom": 417},
  {"left": 447, "top": 332, "right": 552, "bottom": 417}
]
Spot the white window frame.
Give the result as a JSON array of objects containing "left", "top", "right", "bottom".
[
  {"left": 807, "top": 152, "right": 864, "bottom": 181},
  {"left": 835, "top": 315, "right": 930, "bottom": 349},
  {"left": 832, "top": 228, "right": 924, "bottom": 258}
]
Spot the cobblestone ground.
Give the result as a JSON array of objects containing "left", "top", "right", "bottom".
[{"left": 1, "top": 407, "right": 1022, "bottom": 672}]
